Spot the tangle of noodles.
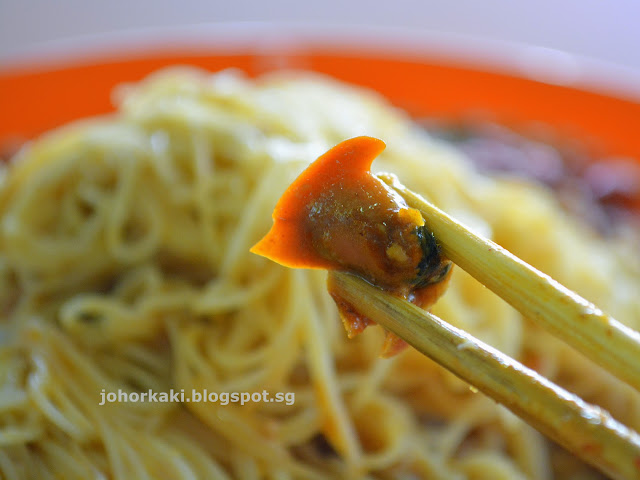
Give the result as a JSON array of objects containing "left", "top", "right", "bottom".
[{"left": 0, "top": 68, "right": 639, "bottom": 479}]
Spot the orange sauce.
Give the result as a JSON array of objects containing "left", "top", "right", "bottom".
[{"left": 251, "top": 136, "right": 452, "bottom": 356}]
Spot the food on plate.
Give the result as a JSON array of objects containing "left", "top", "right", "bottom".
[{"left": 0, "top": 67, "right": 638, "bottom": 479}]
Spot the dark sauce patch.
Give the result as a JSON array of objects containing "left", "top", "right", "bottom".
[{"left": 422, "top": 119, "right": 640, "bottom": 236}]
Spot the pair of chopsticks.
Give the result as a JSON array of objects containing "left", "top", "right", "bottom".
[{"left": 329, "top": 174, "right": 640, "bottom": 480}]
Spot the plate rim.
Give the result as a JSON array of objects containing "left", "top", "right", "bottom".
[{"left": 3, "top": 21, "right": 640, "bottom": 102}]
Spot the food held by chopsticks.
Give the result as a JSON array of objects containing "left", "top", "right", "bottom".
[
  {"left": 251, "top": 136, "right": 452, "bottom": 356},
  {"left": 252, "top": 135, "right": 640, "bottom": 480}
]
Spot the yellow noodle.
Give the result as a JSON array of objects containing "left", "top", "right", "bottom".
[{"left": 0, "top": 67, "right": 638, "bottom": 479}]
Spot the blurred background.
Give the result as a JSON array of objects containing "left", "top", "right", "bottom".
[
  {"left": 1, "top": 0, "right": 640, "bottom": 70},
  {"left": 3, "top": 0, "right": 640, "bottom": 165}
]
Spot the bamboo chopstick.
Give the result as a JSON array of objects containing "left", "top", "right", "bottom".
[
  {"left": 378, "top": 173, "right": 640, "bottom": 393},
  {"left": 329, "top": 271, "right": 640, "bottom": 480}
]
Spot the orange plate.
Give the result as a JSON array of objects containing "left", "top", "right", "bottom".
[{"left": 1, "top": 47, "right": 640, "bottom": 160}]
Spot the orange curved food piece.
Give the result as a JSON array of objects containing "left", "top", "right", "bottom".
[{"left": 251, "top": 136, "right": 452, "bottom": 356}]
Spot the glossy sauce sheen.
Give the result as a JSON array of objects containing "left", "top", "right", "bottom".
[{"left": 252, "top": 136, "right": 452, "bottom": 356}]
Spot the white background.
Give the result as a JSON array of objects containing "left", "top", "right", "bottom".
[{"left": 1, "top": 0, "right": 640, "bottom": 71}]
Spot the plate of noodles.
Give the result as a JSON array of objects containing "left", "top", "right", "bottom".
[{"left": 0, "top": 25, "right": 639, "bottom": 480}]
